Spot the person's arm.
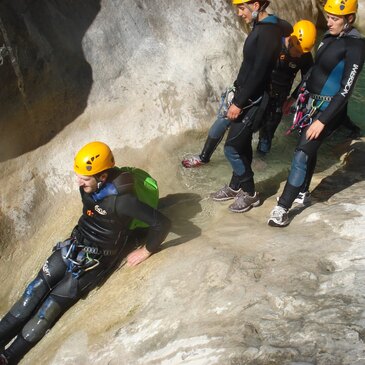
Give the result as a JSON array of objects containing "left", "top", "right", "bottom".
[
  {"left": 232, "top": 25, "right": 280, "bottom": 110},
  {"left": 317, "top": 38, "right": 365, "bottom": 125},
  {"left": 284, "top": 53, "right": 314, "bottom": 115},
  {"left": 307, "top": 38, "right": 365, "bottom": 140},
  {"left": 115, "top": 194, "right": 171, "bottom": 265}
]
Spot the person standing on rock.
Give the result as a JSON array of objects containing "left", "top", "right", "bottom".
[
  {"left": 0, "top": 141, "right": 171, "bottom": 365},
  {"left": 256, "top": 20, "right": 316, "bottom": 155},
  {"left": 209, "top": 0, "right": 292, "bottom": 213},
  {"left": 268, "top": 0, "right": 365, "bottom": 227},
  {"left": 181, "top": 19, "right": 316, "bottom": 170}
]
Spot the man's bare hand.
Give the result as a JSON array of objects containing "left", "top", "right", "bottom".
[
  {"left": 127, "top": 246, "right": 151, "bottom": 267},
  {"left": 227, "top": 104, "right": 242, "bottom": 120}
]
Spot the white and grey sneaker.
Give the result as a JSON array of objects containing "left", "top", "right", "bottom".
[
  {"left": 268, "top": 205, "right": 290, "bottom": 227},
  {"left": 294, "top": 191, "right": 311, "bottom": 205}
]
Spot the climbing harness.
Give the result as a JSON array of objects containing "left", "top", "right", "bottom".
[
  {"left": 54, "top": 239, "right": 118, "bottom": 278},
  {"left": 286, "top": 89, "right": 331, "bottom": 135},
  {"left": 217, "top": 85, "right": 263, "bottom": 118},
  {"left": 217, "top": 85, "right": 236, "bottom": 118}
]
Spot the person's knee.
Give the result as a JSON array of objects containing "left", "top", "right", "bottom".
[
  {"left": 288, "top": 150, "right": 308, "bottom": 187},
  {"left": 21, "top": 297, "right": 62, "bottom": 344},
  {"left": 9, "top": 276, "right": 49, "bottom": 320},
  {"left": 224, "top": 145, "right": 238, "bottom": 160}
]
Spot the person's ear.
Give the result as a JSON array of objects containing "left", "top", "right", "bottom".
[
  {"left": 348, "top": 14, "right": 355, "bottom": 24},
  {"left": 100, "top": 172, "right": 108, "bottom": 182}
]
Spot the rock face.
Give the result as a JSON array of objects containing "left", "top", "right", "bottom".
[
  {"left": 1, "top": 1, "right": 365, "bottom": 364},
  {"left": 0, "top": 0, "right": 322, "bottom": 162}
]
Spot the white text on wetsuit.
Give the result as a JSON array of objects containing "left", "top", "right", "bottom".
[{"left": 341, "top": 64, "right": 359, "bottom": 97}]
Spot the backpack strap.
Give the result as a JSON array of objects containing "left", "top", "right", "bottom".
[{"left": 112, "top": 170, "right": 134, "bottom": 195}]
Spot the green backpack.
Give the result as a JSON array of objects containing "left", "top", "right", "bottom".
[{"left": 119, "top": 167, "right": 159, "bottom": 230}]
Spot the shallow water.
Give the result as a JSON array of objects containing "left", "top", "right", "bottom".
[{"left": 177, "top": 69, "right": 365, "bottom": 203}]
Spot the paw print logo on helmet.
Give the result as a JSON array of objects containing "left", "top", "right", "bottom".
[
  {"left": 74, "top": 141, "right": 115, "bottom": 176},
  {"left": 324, "top": 0, "right": 358, "bottom": 15},
  {"left": 291, "top": 20, "right": 317, "bottom": 54}
]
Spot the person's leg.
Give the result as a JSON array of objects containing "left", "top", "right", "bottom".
[
  {"left": 0, "top": 250, "right": 67, "bottom": 349},
  {"left": 182, "top": 116, "right": 230, "bottom": 168},
  {"left": 2, "top": 254, "right": 115, "bottom": 365},
  {"left": 258, "top": 92, "right": 286, "bottom": 154},
  {"left": 210, "top": 117, "right": 253, "bottom": 201},
  {"left": 211, "top": 107, "right": 261, "bottom": 212},
  {"left": 224, "top": 119, "right": 254, "bottom": 192},
  {"left": 3, "top": 275, "right": 78, "bottom": 365},
  {"left": 268, "top": 120, "right": 338, "bottom": 226}
]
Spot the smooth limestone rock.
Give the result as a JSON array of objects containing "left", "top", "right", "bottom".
[{"left": 1, "top": 1, "right": 365, "bottom": 364}]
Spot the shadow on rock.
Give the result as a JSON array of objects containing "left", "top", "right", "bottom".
[
  {"left": 158, "top": 193, "right": 202, "bottom": 249},
  {"left": 255, "top": 168, "right": 290, "bottom": 204},
  {"left": 0, "top": 1, "right": 101, "bottom": 161},
  {"left": 311, "top": 140, "right": 365, "bottom": 203}
]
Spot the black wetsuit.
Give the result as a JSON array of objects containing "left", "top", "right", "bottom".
[
  {"left": 0, "top": 168, "right": 170, "bottom": 364},
  {"left": 224, "top": 15, "right": 292, "bottom": 193},
  {"left": 278, "top": 28, "right": 365, "bottom": 209},
  {"left": 258, "top": 39, "right": 314, "bottom": 150}
]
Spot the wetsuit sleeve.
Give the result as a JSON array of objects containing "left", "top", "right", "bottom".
[
  {"left": 300, "top": 52, "right": 314, "bottom": 78},
  {"left": 319, "top": 38, "right": 365, "bottom": 124},
  {"left": 115, "top": 194, "right": 171, "bottom": 253},
  {"left": 233, "top": 26, "right": 280, "bottom": 108},
  {"left": 278, "top": 18, "right": 293, "bottom": 37},
  {"left": 291, "top": 52, "right": 314, "bottom": 98}
]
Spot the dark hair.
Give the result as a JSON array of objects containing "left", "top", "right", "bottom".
[
  {"left": 94, "top": 168, "right": 113, "bottom": 180},
  {"left": 246, "top": 0, "right": 270, "bottom": 10}
]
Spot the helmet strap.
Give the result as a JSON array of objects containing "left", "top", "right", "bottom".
[
  {"left": 339, "top": 17, "right": 353, "bottom": 37},
  {"left": 95, "top": 172, "right": 108, "bottom": 191},
  {"left": 246, "top": 1, "right": 269, "bottom": 25}
]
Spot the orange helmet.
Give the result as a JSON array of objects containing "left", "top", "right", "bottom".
[
  {"left": 291, "top": 20, "right": 317, "bottom": 53},
  {"left": 74, "top": 141, "right": 115, "bottom": 176}
]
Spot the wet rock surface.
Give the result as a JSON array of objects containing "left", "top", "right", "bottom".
[{"left": 1, "top": 1, "right": 365, "bottom": 364}]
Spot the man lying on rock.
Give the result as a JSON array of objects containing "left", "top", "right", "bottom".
[{"left": 0, "top": 141, "right": 171, "bottom": 365}]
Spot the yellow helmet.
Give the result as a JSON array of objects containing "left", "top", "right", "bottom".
[
  {"left": 291, "top": 20, "right": 317, "bottom": 53},
  {"left": 324, "top": 0, "right": 358, "bottom": 15},
  {"left": 232, "top": 0, "right": 268, "bottom": 4},
  {"left": 74, "top": 141, "right": 115, "bottom": 176}
]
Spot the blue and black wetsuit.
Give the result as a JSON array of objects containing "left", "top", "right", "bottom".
[
  {"left": 0, "top": 168, "right": 170, "bottom": 364},
  {"left": 258, "top": 39, "right": 314, "bottom": 151},
  {"left": 278, "top": 27, "right": 365, "bottom": 209},
  {"left": 224, "top": 15, "right": 292, "bottom": 193}
]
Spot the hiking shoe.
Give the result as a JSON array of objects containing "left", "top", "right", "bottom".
[
  {"left": 294, "top": 191, "right": 311, "bottom": 205},
  {"left": 268, "top": 205, "right": 290, "bottom": 227},
  {"left": 229, "top": 191, "right": 260, "bottom": 212},
  {"left": 210, "top": 185, "right": 241, "bottom": 201},
  {"left": 182, "top": 155, "right": 206, "bottom": 168}
]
